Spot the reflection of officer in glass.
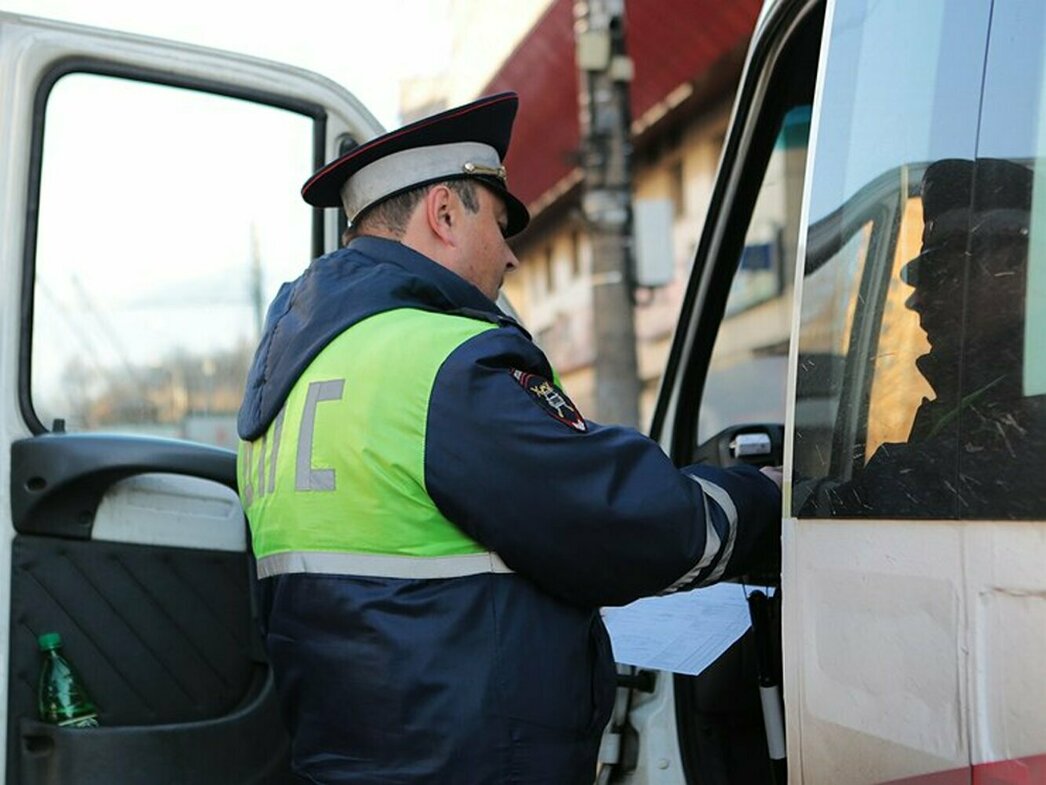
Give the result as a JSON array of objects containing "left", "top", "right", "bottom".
[
  {"left": 904, "top": 158, "right": 1032, "bottom": 444},
  {"left": 807, "top": 157, "right": 1039, "bottom": 517}
]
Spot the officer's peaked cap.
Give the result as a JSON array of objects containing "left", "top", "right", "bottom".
[
  {"left": 921, "top": 157, "right": 1032, "bottom": 239},
  {"left": 301, "top": 92, "right": 530, "bottom": 237},
  {"left": 903, "top": 157, "right": 1033, "bottom": 286}
]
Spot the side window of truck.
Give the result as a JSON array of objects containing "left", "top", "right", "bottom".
[
  {"left": 670, "top": 1, "right": 822, "bottom": 473},
  {"left": 669, "top": 7, "right": 821, "bottom": 781},
  {"left": 697, "top": 106, "right": 808, "bottom": 445},
  {"left": 26, "top": 71, "right": 316, "bottom": 449},
  {"left": 793, "top": 0, "right": 1046, "bottom": 520}
]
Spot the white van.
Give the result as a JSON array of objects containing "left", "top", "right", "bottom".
[
  {"left": 613, "top": 0, "right": 1046, "bottom": 783},
  {"left": 1, "top": 0, "right": 1044, "bottom": 783}
]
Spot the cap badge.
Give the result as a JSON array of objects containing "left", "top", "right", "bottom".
[{"left": 463, "top": 161, "right": 508, "bottom": 184}]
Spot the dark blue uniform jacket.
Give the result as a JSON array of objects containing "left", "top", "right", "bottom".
[{"left": 238, "top": 236, "right": 780, "bottom": 785}]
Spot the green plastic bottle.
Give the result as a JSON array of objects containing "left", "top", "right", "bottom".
[{"left": 37, "top": 632, "right": 99, "bottom": 728}]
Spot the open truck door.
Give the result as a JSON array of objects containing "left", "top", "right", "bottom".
[
  {"left": 606, "top": 3, "right": 819, "bottom": 781},
  {"left": 0, "top": 13, "right": 383, "bottom": 784}
]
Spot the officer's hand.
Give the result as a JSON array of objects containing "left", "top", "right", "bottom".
[{"left": 760, "top": 465, "right": 784, "bottom": 489}]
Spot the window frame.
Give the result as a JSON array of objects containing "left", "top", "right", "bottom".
[
  {"left": 650, "top": 0, "right": 823, "bottom": 465},
  {"left": 20, "top": 57, "right": 329, "bottom": 435},
  {"left": 651, "top": 1, "right": 826, "bottom": 782}
]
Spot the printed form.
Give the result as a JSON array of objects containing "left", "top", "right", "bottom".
[{"left": 601, "top": 583, "right": 772, "bottom": 676}]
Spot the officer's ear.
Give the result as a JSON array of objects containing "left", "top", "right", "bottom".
[{"left": 423, "top": 184, "right": 461, "bottom": 248}]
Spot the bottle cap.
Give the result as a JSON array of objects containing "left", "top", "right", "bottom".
[{"left": 38, "top": 632, "right": 62, "bottom": 651}]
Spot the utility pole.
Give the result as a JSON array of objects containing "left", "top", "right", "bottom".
[{"left": 575, "top": 0, "right": 641, "bottom": 428}]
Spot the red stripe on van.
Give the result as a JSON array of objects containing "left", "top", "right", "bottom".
[
  {"left": 880, "top": 753, "right": 1046, "bottom": 785},
  {"left": 974, "top": 754, "right": 1046, "bottom": 785}
]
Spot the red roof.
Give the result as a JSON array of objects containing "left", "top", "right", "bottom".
[{"left": 483, "top": 0, "right": 762, "bottom": 211}]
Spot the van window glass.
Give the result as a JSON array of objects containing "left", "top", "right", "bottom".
[
  {"left": 29, "top": 74, "right": 314, "bottom": 449},
  {"left": 697, "top": 106, "right": 809, "bottom": 445},
  {"left": 793, "top": 0, "right": 993, "bottom": 517},
  {"left": 791, "top": 215, "right": 873, "bottom": 480},
  {"left": 978, "top": 0, "right": 1046, "bottom": 402},
  {"left": 953, "top": 0, "right": 1046, "bottom": 518}
]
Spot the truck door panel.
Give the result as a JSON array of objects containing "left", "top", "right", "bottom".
[
  {"left": 7, "top": 436, "right": 287, "bottom": 784},
  {"left": 0, "top": 14, "right": 383, "bottom": 783}
]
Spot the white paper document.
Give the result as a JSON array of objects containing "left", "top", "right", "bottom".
[{"left": 602, "top": 583, "right": 769, "bottom": 676}]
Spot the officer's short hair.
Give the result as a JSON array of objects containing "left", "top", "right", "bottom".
[{"left": 354, "top": 179, "right": 481, "bottom": 238}]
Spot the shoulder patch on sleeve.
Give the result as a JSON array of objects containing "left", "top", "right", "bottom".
[{"left": 510, "top": 370, "right": 587, "bottom": 432}]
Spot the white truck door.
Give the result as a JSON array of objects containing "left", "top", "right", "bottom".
[{"left": 0, "top": 12, "right": 382, "bottom": 784}]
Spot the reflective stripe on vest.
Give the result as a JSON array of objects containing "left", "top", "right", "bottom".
[{"left": 257, "top": 550, "right": 514, "bottom": 579}]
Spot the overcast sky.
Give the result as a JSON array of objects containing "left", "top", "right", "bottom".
[{"left": 1, "top": 0, "right": 452, "bottom": 127}]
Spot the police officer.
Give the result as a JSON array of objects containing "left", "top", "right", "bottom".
[{"left": 237, "top": 92, "right": 780, "bottom": 785}]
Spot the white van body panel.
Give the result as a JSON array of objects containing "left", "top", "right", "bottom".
[{"left": 625, "top": 0, "right": 1046, "bottom": 782}]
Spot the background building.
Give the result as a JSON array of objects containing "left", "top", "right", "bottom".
[{"left": 444, "top": 0, "right": 767, "bottom": 425}]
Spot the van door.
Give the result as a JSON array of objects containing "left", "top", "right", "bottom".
[
  {"left": 613, "top": 1, "right": 822, "bottom": 783},
  {"left": 619, "top": 0, "right": 1029, "bottom": 782},
  {"left": 0, "top": 13, "right": 382, "bottom": 784},
  {"left": 793, "top": 0, "right": 1046, "bottom": 783}
]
